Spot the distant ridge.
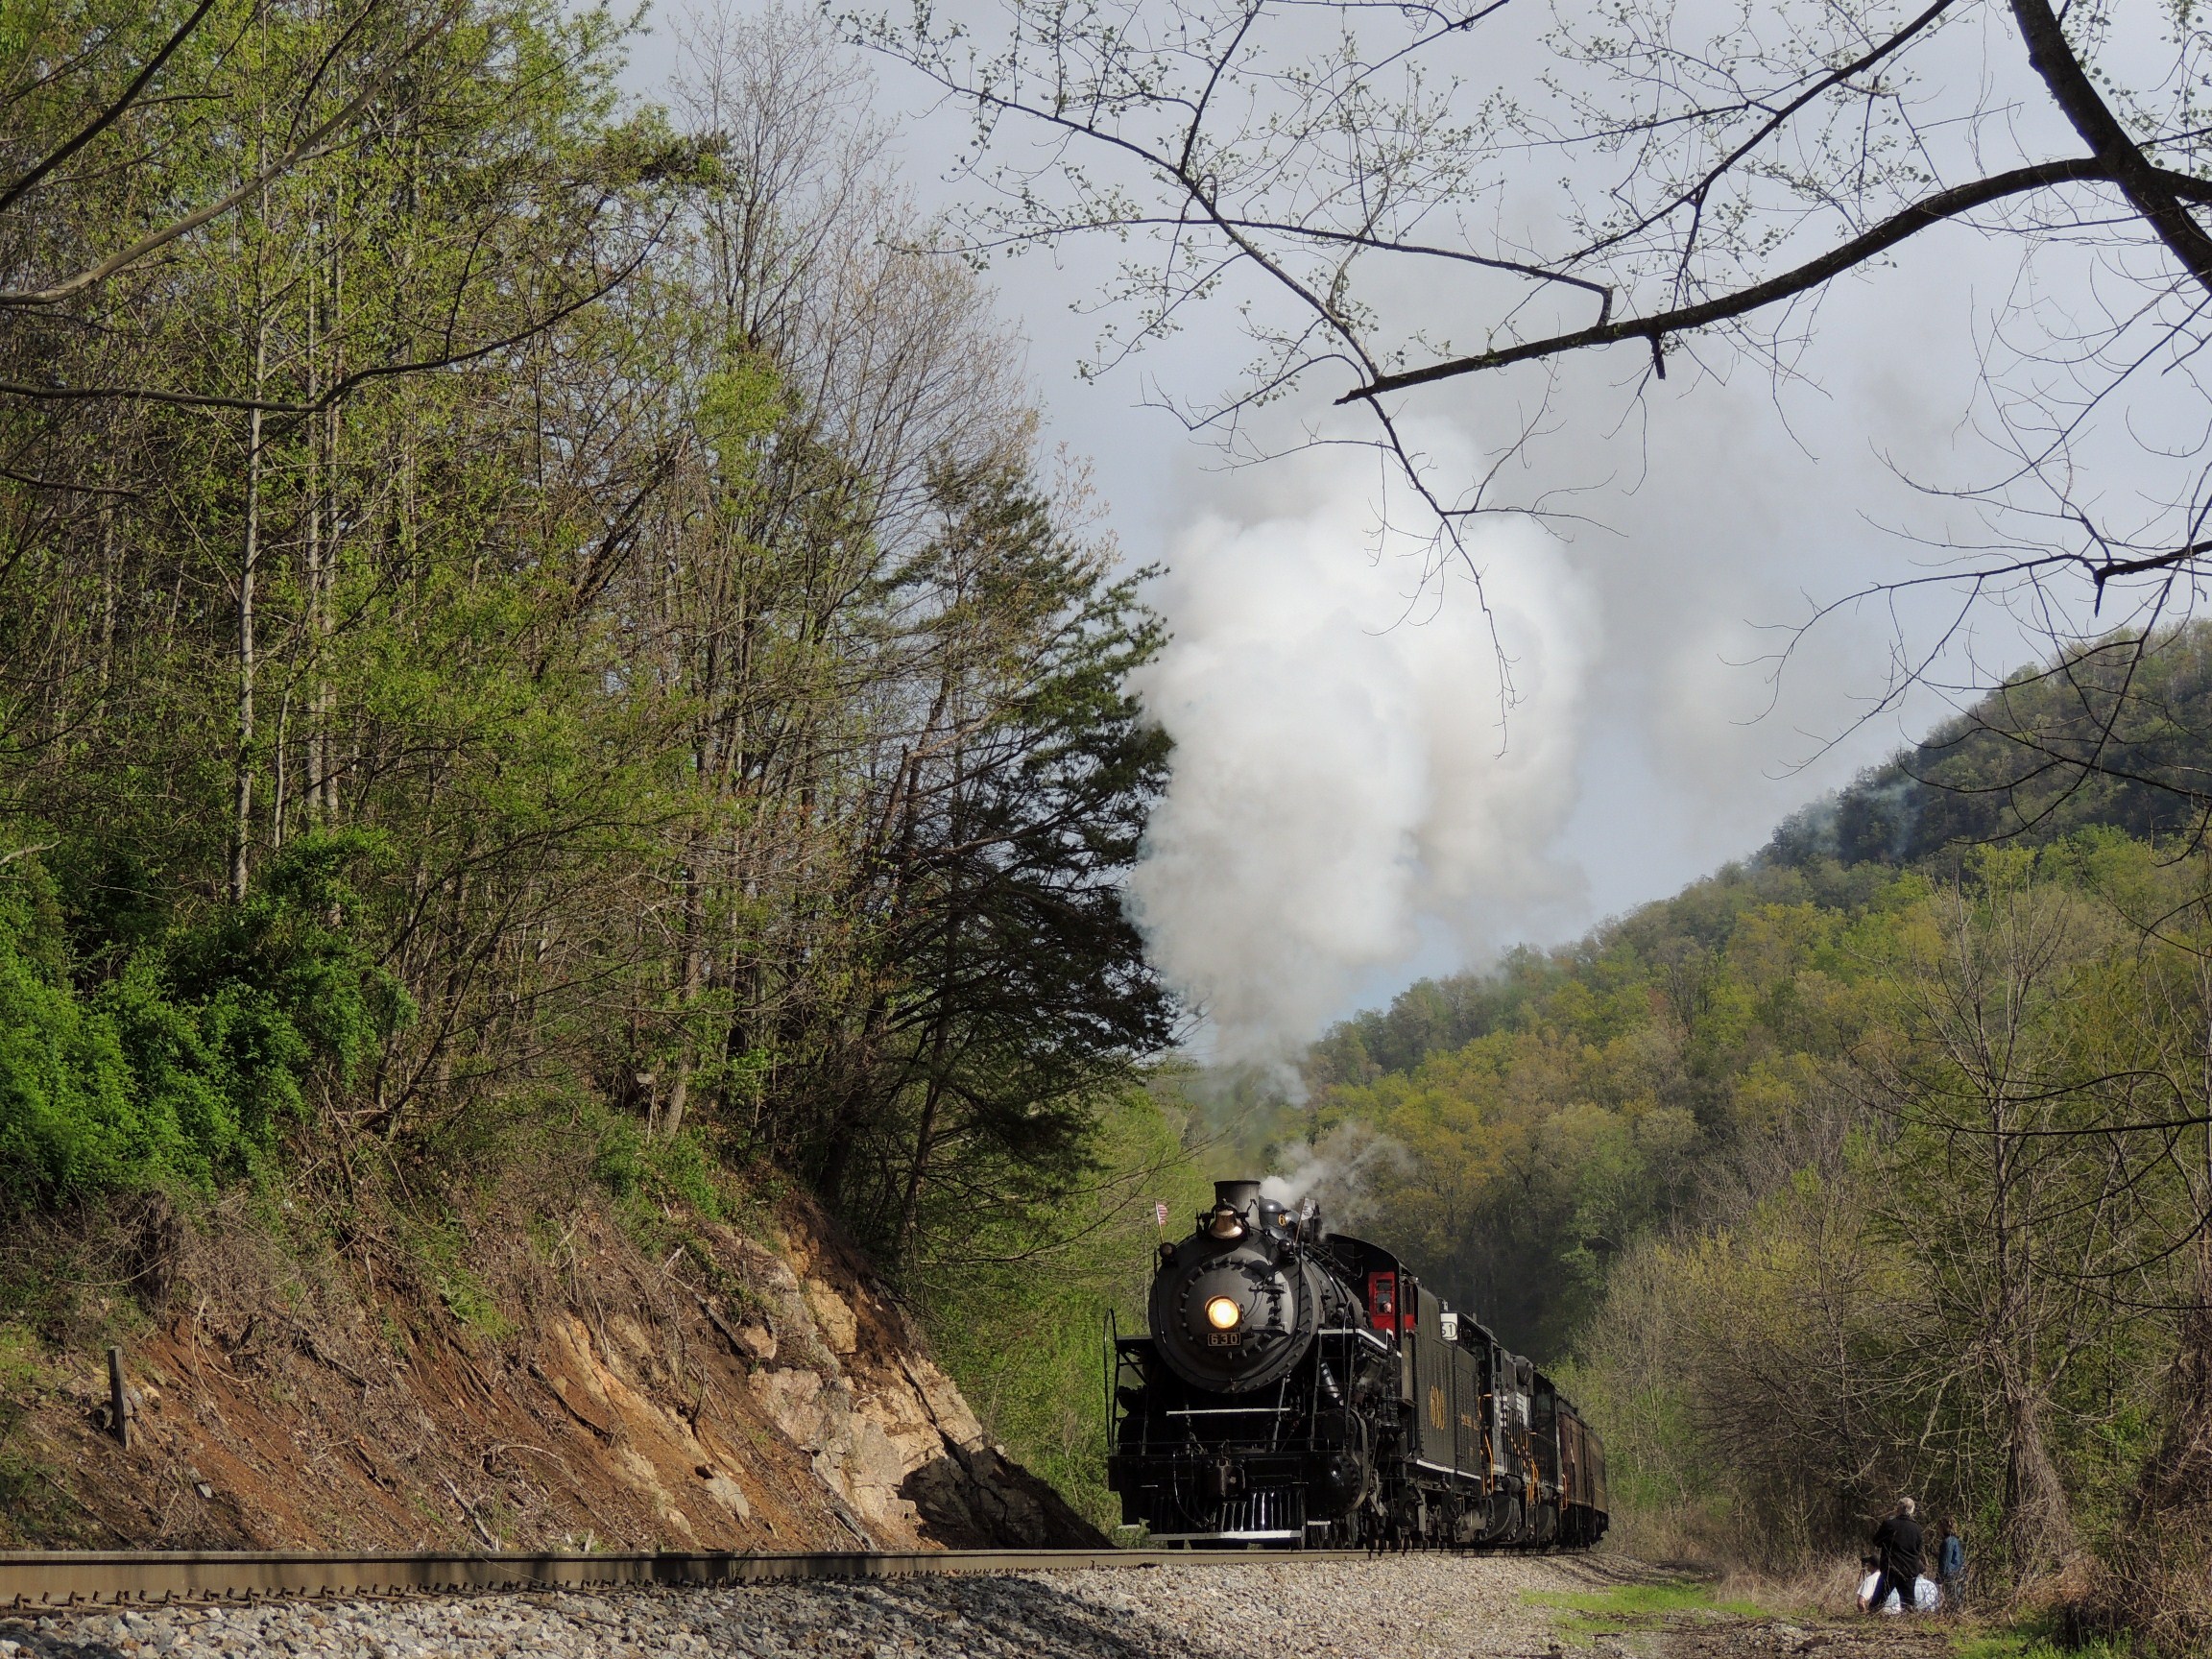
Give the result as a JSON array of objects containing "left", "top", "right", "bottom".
[
  {"left": 1764, "top": 621, "right": 2212, "bottom": 870},
  {"left": 1308, "top": 623, "right": 2212, "bottom": 1091}
]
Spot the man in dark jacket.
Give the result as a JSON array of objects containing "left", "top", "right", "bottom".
[{"left": 1868, "top": 1498, "right": 1924, "bottom": 1615}]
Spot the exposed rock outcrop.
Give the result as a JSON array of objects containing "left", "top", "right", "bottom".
[{"left": 0, "top": 1190, "right": 1100, "bottom": 1551}]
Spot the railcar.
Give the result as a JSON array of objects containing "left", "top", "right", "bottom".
[{"left": 1107, "top": 1179, "right": 1609, "bottom": 1549}]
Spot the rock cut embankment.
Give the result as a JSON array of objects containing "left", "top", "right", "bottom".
[{"left": 1, "top": 1190, "right": 1095, "bottom": 1551}]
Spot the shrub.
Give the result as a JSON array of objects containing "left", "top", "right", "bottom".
[{"left": 0, "top": 832, "right": 413, "bottom": 1207}]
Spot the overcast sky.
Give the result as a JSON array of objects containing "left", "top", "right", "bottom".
[{"left": 626, "top": 1, "right": 2139, "bottom": 1055}]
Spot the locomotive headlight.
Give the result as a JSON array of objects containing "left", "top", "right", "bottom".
[{"left": 1204, "top": 1295, "right": 1242, "bottom": 1332}]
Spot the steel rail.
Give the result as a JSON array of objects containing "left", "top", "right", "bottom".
[{"left": 0, "top": 1547, "right": 1368, "bottom": 1608}]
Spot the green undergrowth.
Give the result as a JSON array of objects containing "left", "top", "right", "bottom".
[
  {"left": 1952, "top": 1624, "right": 2140, "bottom": 1659},
  {"left": 0, "top": 832, "right": 412, "bottom": 1208},
  {"left": 1526, "top": 1580, "right": 1770, "bottom": 1646}
]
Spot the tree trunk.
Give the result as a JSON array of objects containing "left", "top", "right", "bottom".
[
  {"left": 231, "top": 323, "right": 268, "bottom": 903},
  {"left": 96, "top": 501, "right": 117, "bottom": 690},
  {"left": 304, "top": 228, "right": 324, "bottom": 830},
  {"left": 315, "top": 183, "right": 344, "bottom": 823},
  {"left": 661, "top": 855, "right": 705, "bottom": 1142},
  {"left": 2127, "top": 993, "right": 2212, "bottom": 1522},
  {"left": 897, "top": 1018, "right": 953, "bottom": 1259},
  {"left": 2000, "top": 1369, "right": 2075, "bottom": 1579}
]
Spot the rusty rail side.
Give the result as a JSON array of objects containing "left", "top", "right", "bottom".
[{"left": 0, "top": 1548, "right": 1363, "bottom": 1607}]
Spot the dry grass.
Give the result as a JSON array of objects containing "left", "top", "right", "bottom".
[
  {"left": 1710, "top": 1556, "right": 1874, "bottom": 1620},
  {"left": 1594, "top": 1501, "right": 1732, "bottom": 1573}
]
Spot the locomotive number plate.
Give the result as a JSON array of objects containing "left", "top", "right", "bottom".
[{"left": 1206, "top": 1332, "right": 1243, "bottom": 1347}]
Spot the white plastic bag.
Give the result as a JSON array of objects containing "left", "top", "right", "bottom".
[{"left": 1858, "top": 1573, "right": 1940, "bottom": 1613}]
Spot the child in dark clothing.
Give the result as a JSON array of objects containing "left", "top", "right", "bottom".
[{"left": 1936, "top": 1520, "right": 1965, "bottom": 1612}]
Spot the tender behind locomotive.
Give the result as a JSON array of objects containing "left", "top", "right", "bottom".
[{"left": 1108, "top": 1179, "right": 1609, "bottom": 1548}]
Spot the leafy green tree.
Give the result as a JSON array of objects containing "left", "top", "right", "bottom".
[{"left": 823, "top": 457, "right": 1173, "bottom": 1262}]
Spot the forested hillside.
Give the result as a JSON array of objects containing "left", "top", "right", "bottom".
[
  {"left": 1298, "top": 626, "right": 2212, "bottom": 1648},
  {"left": 1767, "top": 626, "right": 2212, "bottom": 867},
  {"left": 0, "top": 0, "right": 1190, "bottom": 1540}
]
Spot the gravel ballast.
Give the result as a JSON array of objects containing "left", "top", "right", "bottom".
[{"left": 1, "top": 1554, "right": 1647, "bottom": 1659}]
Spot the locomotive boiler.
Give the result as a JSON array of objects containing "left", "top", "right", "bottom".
[{"left": 1106, "top": 1179, "right": 1609, "bottom": 1549}]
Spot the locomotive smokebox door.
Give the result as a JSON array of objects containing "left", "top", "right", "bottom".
[{"left": 1147, "top": 1186, "right": 1324, "bottom": 1394}]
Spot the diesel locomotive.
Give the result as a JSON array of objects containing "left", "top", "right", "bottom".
[{"left": 1107, "top": 1178, "right": 1608, "bottom": 1549}]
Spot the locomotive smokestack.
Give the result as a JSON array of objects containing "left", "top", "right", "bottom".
[{"left": 1214, "top": 1179, "right": 1262, "bottom": 1212}]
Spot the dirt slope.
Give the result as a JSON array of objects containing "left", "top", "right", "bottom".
[{"left": 0, "top": 1190, "right": 1097, "bottom": 1551}]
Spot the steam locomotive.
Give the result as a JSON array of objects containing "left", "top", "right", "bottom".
[{"left": 1107, "top": 1179, "right": 1608, "bottom": 1549}]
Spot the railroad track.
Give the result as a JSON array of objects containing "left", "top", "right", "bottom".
[{"left": 0, "top": 1547, "right": 1366, "bottom": 1608}]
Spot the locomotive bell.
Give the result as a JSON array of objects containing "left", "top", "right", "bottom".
[{"left": 1206, "top": 1178, "right": 1262, "bottom": 1239}]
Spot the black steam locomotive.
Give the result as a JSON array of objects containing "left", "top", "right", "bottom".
[{"left": 1107, "top": 1179, "right": 1609, "bottom": 1549}]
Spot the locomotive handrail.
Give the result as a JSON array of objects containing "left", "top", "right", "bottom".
[{"left": 1166, "top": 1406, "right": 1287, "bottom": 1415}]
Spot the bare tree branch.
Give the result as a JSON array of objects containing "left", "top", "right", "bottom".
[{"left": 1339, "top": 157, "right": 2123, "bottom": 402}]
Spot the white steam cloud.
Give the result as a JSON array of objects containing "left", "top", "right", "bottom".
[
  {"left": 1127, "top": 444, "right": 1597, "bottom": 1064},
  {"left": 1260, "top": 1124, "right": 1410, "bottom": 1230}
]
